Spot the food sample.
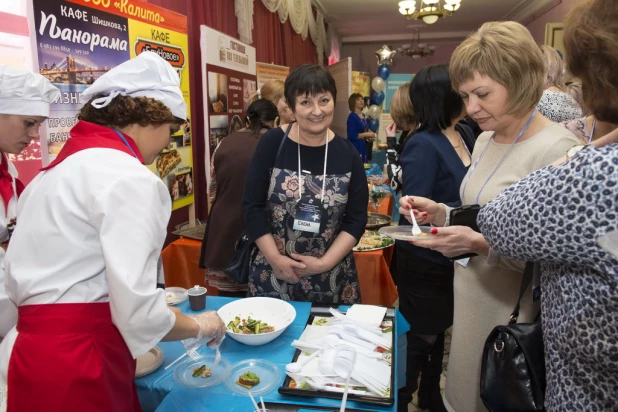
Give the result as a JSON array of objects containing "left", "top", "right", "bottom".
[
  {"left": 235, "top": 371, "right": 260, "bottom": 389},
  {"left": 227, "top": 316, "right": 275, "bottom": 334},
  {"left": 355, "top": 231, "right": 395, "bottom": 251},
  {"left": 166, "top": 292, "right": 178, "bottom": 303},
  {"left": 156, "top": 149, "right": 182, "bottom": 178},
  {"left": 417, "top": 232, "right": 429, "bottom": 237},
  {"left": 192, "top": 365, "right": 212, "bottom": 378}
]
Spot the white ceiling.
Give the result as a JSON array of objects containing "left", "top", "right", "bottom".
[{"left": 313, "top": 0, "right": 561, "bottom": 43}]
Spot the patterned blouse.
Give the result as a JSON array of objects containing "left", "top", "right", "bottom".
[
  {"left": 478, "top": 144, "right": 618, "bottom": 411},
  {"left": 562, "top": 116, "right": 590, "bottom": 144},
  {"left": 536, "top": 89, "right": 583, "bottom": 123}
]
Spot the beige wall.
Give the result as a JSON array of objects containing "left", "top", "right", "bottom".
[{"left": 526, "top": 0, "right": 579, "bottom": 44}]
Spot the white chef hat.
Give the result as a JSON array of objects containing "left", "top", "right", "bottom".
[
  {"left": 0, "top": 65, "right": 60, "bottom": 117},
  {"left": 81, "top": 51, "right": 187, "bottom": 120}
]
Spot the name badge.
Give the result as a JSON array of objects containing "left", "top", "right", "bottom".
[{"left": 293, "top": 198, "right": 322, "bottom": 234}]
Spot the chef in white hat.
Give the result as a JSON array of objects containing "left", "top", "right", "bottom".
[
  {"left": 0, "top": 52, "right": 225, "bottom": 412},
  {"left": 0, "top": 66, "right": 60, "bottom": 340}
]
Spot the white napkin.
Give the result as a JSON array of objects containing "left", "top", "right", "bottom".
[{"left": 345, "top": 304, "right": 387, "bottom": 328}]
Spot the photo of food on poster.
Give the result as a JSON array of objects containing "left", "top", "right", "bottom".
[
  {"left": 200, "top": 25, "right": 256, "bottom": 187},
  {"left": 29, "top": 0, "right": 194, "bottom": 210}
]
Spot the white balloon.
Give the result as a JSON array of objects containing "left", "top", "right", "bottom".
[
  {"left": 371, "top": 77, "right": 385, "bottom": 93},
  {"left": 368, "top": 104, "right": 381, "bottom": 119}
]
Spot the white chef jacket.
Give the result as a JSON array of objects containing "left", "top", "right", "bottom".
[
  {"left": 0, "top": 148, "right": 175, "bottom": 398},
  {"left": 0, "top": 157, "right": 18, "bottom": 339}
]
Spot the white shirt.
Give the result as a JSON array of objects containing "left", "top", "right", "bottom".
[
  {"left": 0, "top": 148, "right": 175, "bottom": 399},
  {"left": 0, "top": 157, "right": 18, "bottom": 339}
]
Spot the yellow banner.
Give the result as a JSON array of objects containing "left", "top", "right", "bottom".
[{"left": 128, "top": 19, "right": 194, "bottom": 210}]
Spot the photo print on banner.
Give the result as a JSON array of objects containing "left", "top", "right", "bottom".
[{"left": 30, "top": 0, "right": 194, "bottom": 210}]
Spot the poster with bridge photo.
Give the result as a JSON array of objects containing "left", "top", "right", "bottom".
[{"left": 29, "top": 0, "right": 194, "bottom": 210}]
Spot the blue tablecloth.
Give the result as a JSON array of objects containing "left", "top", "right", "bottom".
[{"left": 136, "top": 297, "right": 409, "bottom": 412}]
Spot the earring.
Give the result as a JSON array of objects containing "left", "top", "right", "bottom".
[{"left": 275, "top": 116, "right": 280, "bottom": 127}]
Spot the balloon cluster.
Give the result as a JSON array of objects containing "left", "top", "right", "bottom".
[{"left": 367, "top": 45, "right": 396, "bottom": 133}]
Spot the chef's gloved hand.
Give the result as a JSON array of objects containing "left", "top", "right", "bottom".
[{"left": 182, "top": 311, "right": 226, "bottom": 353}]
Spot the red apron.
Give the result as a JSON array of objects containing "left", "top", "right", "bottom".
[
  {"left": 7, "top": 303, "right": 141, "bottom": 412},
  {"left": 7, "top": 122, "right": 146, "bottom": 411}
]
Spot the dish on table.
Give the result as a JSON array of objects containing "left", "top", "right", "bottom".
[
  {"left": 223, "top": 359, "right": 280, "bottom": 396},
  {"left": 135, "top": 346, "right": 163, "bottom": 378},
  {"left": 227, "top": 316, "right": 276, "bottom": 334},
  {"left": 173, "top": 354, "right": 230, "bottom": 388},
  {"left": 365, "top": 212, "right": 392, "bottom": 230},
  {"left": 353, "top": 231, "right": 395, "bottom": 252},
  {"left": 164, "top": 287, "right": 188, "bottom": 305},
  {"left": 218, "top": 297, "right": 296, "bottom": 346},
  {"left": 378, "top": 225, "right": 434, "bottom": 241}
]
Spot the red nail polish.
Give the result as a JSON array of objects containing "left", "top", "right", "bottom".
[
  {"left": 430, "top": 228, "right": 438, "bottom": 234},
  {"left": 422, "top": 212, "right": 428, "bottom": 217},
  {"left": 405, "top": 205, "right": 411, "bottom": 210},
  {"left": 413, "top": 210, "right": 418, "bottom": 215},
  {"left": 408, "top": 241, "right": 414, "bottom": 244}
]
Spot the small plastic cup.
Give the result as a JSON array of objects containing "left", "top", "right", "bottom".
[{"left": 187, "top": 285, "right": 207, "bottom": 311}]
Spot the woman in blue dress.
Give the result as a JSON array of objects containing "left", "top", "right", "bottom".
[{"left": 346, "top": 93, "right": 376, "bottom": 161}]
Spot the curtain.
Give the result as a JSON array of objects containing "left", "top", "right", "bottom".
[{"left": 254, "top": 0, "right": 285, "bottom": 65}]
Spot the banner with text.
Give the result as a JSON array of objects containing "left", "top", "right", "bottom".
[
  {"left": 29, "top": 0, "right": 193, "bottom": 210},
  {"left": 256, "top": 62, "right": 289, "bottom": 89},
  {"left": 384, "top": 73, "right": 414, "bottom": 112},
  {"left": 200, "top": 25, "right": 256, "bottom": 189}
]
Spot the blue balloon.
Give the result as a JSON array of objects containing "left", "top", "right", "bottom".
[
  {"left": 378, "top": 64, "right": 391, "bottom": 80},
  {"left": 368, "top": 118, "right": 379, "bottom": 132},
  {"left": 372, "top": 91, "right": 385, "bottom": 105}
]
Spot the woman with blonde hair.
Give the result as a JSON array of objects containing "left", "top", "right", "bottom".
[
  {"left": 385, "top": 82, "right": 415, "bottom": 192},
  {"left": 398, "top": 22, "right": 578, "bottom": 411},
  {"left": 248, "top": 79, "right": 293, "bottom": 125},
  {"left": 536, "top": 45, "right": 582, "bottom": 122}
]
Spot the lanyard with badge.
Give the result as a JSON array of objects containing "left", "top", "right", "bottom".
[
  {"left": 587, "top": 118, "right": 596, "bottom": 144},
  {"left": 292, "top": 124, "right": 329, "bottom": 234},
  {"left": 461, "top": 110, "right": 536, "bottom": 204},
  {"left": 113, "top": 130, "right": 139, "bottom": 159},
  {"left": 453, "top": 110, "right": 535, "bottom": 267}
]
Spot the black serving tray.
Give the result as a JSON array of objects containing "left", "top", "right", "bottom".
[
  {"left": 263, "top": 402, "right": 378, "bottom": 411},
  {"left": 278, "top": 305, "right": 396, "bottom": 407}
]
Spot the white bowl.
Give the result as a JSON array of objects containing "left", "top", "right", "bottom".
[{"left": 217, "top": 297, "right": 296, "bottom": 346}]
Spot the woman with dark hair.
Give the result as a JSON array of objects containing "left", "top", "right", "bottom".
[
  {"left": 346, "top": 92, "right": 376, "bottom": 161},
  {"left": 242, "top": 64, "right": 368, "bottom": 303},
  {"left": 396, "top": 64, "right": 473, "bottom": 412},
  {"left": 200, "top": 99, "right": 279, "bottom": 295},
  {"left": 0, "top": 52, "right": 226, "bottom": 411}
]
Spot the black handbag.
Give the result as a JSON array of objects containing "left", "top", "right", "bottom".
[
  {"left": 480, "top": 262, "right": 546, "bottom": 412},
  {"left": 449, "top": 204, "right": 481, "bottom": 260},
  {"left": 222, "top": 124, "right": 291, "bottom": 284}
]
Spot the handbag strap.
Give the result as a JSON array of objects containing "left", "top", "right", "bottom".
[
  {"left": 509, "top": 262, "right": 534, "bottom": 324},
  {"left": 273, "top": 123, "right": 293, "bottom": 172}
]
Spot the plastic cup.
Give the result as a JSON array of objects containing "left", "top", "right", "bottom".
[{"left": 188, "top": 285, "right": 207, "bottom": 311}]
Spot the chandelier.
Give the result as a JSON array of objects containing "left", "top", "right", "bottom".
[
  {"left": 398, "top": 29, "right": 436, "bottom": 59},
  {"left": 398, "top": 0, "right": 462, "bottom": 24}
]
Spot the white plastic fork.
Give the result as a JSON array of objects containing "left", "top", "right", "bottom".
[
  {"left": 213, "top": 347, "right": 221, "bottom": 367},
  {"left": 406, "top": 196, "right": 422, "bottom": 236},
  {"left": 188, "top": 348, "right": 202, "bottom": 361}
]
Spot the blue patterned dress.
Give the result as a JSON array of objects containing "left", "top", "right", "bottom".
[{"left": 478, "top": 144, "right": 618, "bottom": 411}]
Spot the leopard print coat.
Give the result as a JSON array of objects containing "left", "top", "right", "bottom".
[{"left": 478, "top": 144, "right": 618, "bottom": 411}]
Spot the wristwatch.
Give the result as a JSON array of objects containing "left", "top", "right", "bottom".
[{"left": 566, "top": 144, "right": 587, "bottom": 159}]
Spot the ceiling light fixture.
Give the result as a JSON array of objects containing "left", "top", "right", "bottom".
[
  {"left": 397, "top": 29, "right": 436, "bottom": 59},
  {"left": 398, "top": 0, "right": 462, "bottom": 24}
]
